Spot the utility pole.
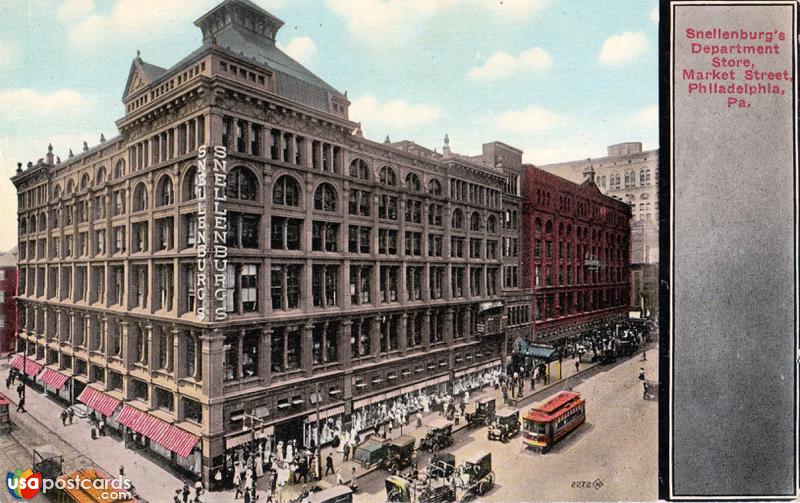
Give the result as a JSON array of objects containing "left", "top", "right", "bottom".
[{"left": 315, "top": 381, "right": 321, "bottom": 481}]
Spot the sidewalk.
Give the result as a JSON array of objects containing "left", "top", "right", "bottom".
[
  {"left": 0, "top": 372, "right": 186, "bottom": 502},
  {"left": 0, "top": 353, "right": 605, "bottom": 503}
]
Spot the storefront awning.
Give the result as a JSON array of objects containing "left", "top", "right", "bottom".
[
  {"left": 117, "top": 405, "right": 199, "bottom": 458},
  {"left": 77, "top": 386, "right": 121, "bottom": 417},
  {"left": 513, "top": 338, "right": 559, "bottom": 362},
  {"left": 478, "top": 301, "right": 504, "bottom": 313},
  {"left": 38, "top": 368, "right": 69, "bottom": 390},
  {"left": 226, "top": 424, "right": 276, "bottom": 450},
  {"left": 10, "top": 354, "right": 43, "bottom": 377}
]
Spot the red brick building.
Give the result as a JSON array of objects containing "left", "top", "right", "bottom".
[
  {"left": 522, "top": 165, "right": 631, "bottom": 342},
  {"left": 0, "top": 248, "right": 18, "bottom": 353}
]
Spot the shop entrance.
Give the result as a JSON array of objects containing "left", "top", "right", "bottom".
[{"left": 274, "top": 417, "right": 305, "bottom": 448}]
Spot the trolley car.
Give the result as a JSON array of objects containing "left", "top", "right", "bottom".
[{"left": 522, "top": 391, "right": 585, "bottom": 452}]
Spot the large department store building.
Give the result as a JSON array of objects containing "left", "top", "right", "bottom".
[{"left": 11, "top": 0, "right": 533, "bottom": 483}]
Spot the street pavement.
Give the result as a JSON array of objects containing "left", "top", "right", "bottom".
[
  {"left": 0, "top": 347, "right": 655, "bottom": 502},
  {"left": 353, "top": 347, "right": 658, "bottom": 502}
]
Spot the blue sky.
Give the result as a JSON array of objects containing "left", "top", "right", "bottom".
[{"left": 0, "top": 0, "right": 659, "bottom": 252}]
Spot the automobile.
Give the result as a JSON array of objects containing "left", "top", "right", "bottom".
[
  {"left": 426, "top": 452, "right": 456, "bottom": 480},
  {"left": 308, "top": 485, "right": 353, "bottom": 503},
  {"left": 354, "top": 437, "right": 387, "bottom": 469},
  {"left": 465, "top": 397, "right": 496, "bottom": 427},
  {"left": 459, "top": 451, "right": 495, "bottom": 497},
  {"left": 355, "top": 435, "right": 416, "bottom": 473},
  {"left": 418, "top": 418, "right": 453, "bottom": 451},
  {"left": 385, "top": 475, "right": 455, "bottom": 503},
  {"left": 487, "top": 407, "right": 520, "bottom": 442}
]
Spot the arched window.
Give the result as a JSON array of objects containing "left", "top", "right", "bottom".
[
  {"left": 114, "top": 160, "right": 126, "bottom": 179},
  {"left": 535, "top": 218, "right": 542, "bottom": 234},
  {"left": 95, "top": 166, "right": 107, "bottom": 185},
  {"left": 558, "top": 223, "right": 564, "bottom": 235},
  {"left": 405, "top": 172, "right": 421, "bottom": 192},
  {"left": 226, "top": 166, "right": 258, "bottom": 201},
  {"left": 566, "top": 224, "right": 572, "bottom": 236},
  {"left": 451, "top": 209, "right": 464, "bottom": 229},
  {"left": 19, "top": 218, "right": 26, "bottom": 235},
  {"left": 545, "top": 220, "right": 553, "bottom": 235},
  {"left": 39, "top": 213, "right": 47, "bottom": 232},
  {"left": 29, "top": 215, "right": 36, "bottom": 234},
  {"left": 348, "top": 158, "right": 369, "bottom": 180},
  {"left": 470, "top": 212, "right": 481, "bottom": 232},
  {"left": 314, "top": 183, "right": 337, "bottom": 212},
  {"left": 156, "top": 175, "right": 174, "bottom": 207},
  {"left": 52, "top": 185, "right": 62, "bottom": 199},
  {"left": 273, "top": 175, "right": 301, "bottom": 206},
  {"left": 80, "top": 173, "right": 90, "bottom": 191},
  {"left": 133, "top": 183, "right": 148, "bottom": 212},
  {"left": 182, "top": 167, "right": 198, "bottom": 201},
  {"left": 428, "top": 179, "right": 442, "bottom": 195},
  {"left": 487, "top": 215, "right": 497, "bottom": 233},
  {"left": 66, "top": 179, "right": 74, "bottom": 195},
  {"left": 379, "top": 166, "right": 396, "bottom": 186}
]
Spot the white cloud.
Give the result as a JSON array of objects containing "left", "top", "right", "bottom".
[
  {"left": 66, "top": 0, "right": 219, "bottom": 50},
  {"left": 628, "top": 105, "right": 658, "bottom": 129},
  {"left": 650, "top": 5, "right": 659, "bottom": 23},
  {"left": 278, "top": 36, "right": 317, "bottom": 65},
  {"left": 0, "top": 89, "right": 96, "bottom": 120},
  {"left": 598, "top": 31, "right": 648, "bottom": 66},
  {"left": 349, "top": 95, "right": 443, "bottom": 137},
  {"left": 326, "top": 0, "right": 548, "bottom": 46},
  {"left": 58, "top": 0, "right": 95, "bottom": 22},
  {"left": 490, "top": 105, "right": 564, "bottom": 134},
  {"left": 0, "top": 39, "right": 15, "bottom": 68},
  {"left": 469, "top": 47, "right": 551, "bottom": 81}
]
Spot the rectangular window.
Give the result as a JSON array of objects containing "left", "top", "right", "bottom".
[
  {"left": 271, "top": 217, "right": 302, "bottom": 250},
  {"left": 312, "top": 265, "right": 338, "bottom": 308},
  {"left": 378, "top": 229, "right": 398, "bottom": 255},
  {"left": 406, "top": 266, "right": 422, "bottom": 301},
  {"left": 428, "top": 234, "right": 443, "bottom": 257},
  {"left": 241, "top": 264, "right": 258, "bottom": 312},
  {"left": 380, "top": 266, "right": 398, "bottom": 302},
  {"left": 271, "top": 264, "right": 302, "bottom": 309},
  {"left": 350, "top": 265, "right": 371, "bottom": 305},
  {"left": 469, "top": 238, "right": 482, "bottom": 259},
  {"left": 430, "top": 267, "right": 444, "bottom": 299},
  {"left": 404, "top": 232, "right": 422, "bottom": 256},
  {"left": 378, "top": 195, "right": 398, "bottom": 220},
  {"left": 312, "top": 221, "right": 339, "bottom": 252},
  {"left": 348, "top": 190, "right": 371, "bottom": 217},
  {"left": 405, "top": 200, "right": 421, "bottom": 224}
]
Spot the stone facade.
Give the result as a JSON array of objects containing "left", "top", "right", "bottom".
[{"left": 10, "top": 0, "right": 527, "bottom": 484}]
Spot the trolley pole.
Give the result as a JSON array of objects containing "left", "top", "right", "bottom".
[{"left": 315, "top": 382, "right": 321, "bottom": 481}]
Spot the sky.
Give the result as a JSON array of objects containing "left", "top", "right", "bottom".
[{"left": 0, "top": 0, "right": 659, "bottom": 252}]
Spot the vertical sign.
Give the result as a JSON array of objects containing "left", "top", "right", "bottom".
[
  {"left": 196, "top": 145, "right": 229, "bottom": 321},
  {"left": 669, "top": 1, "right": 797, "bottom": 498}
]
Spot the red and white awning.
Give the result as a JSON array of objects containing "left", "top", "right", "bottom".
[
  {"left": 10, "top": 354, "right": 43, "bottom": 377},
  {"left": 77, "top": 386, "right": 121, "bottom": 417},
  {"left": 38, "top": 368, "right": 69, "bottom": 390},
  {"left": 117, "top": 405, "right": 199, "bottom": 458}
]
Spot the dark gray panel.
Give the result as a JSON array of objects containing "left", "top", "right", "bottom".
[{"left": 672, "top": 3, "right": 796, "bottom": 497}]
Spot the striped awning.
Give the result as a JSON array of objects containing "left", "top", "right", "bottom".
[
  {"left": 10, "top": 355, "right": 43, "bottom": 377},
  {"left": 77, "top": 386, "right": 121, "bottom": 417},
  {"left": 117, "top": 405, "right": 199, "bottom": 458},
  {"left": 39, "top": 368, "right": 69, "bottom": 390}
]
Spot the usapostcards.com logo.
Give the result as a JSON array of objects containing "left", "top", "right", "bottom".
[{"left": 6, "top": 468, "right": 42, "bottom": 500}]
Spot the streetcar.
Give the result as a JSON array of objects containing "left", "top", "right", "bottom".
[{"left": 522, "top": 391, "right": 585, "bottom": 452}]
